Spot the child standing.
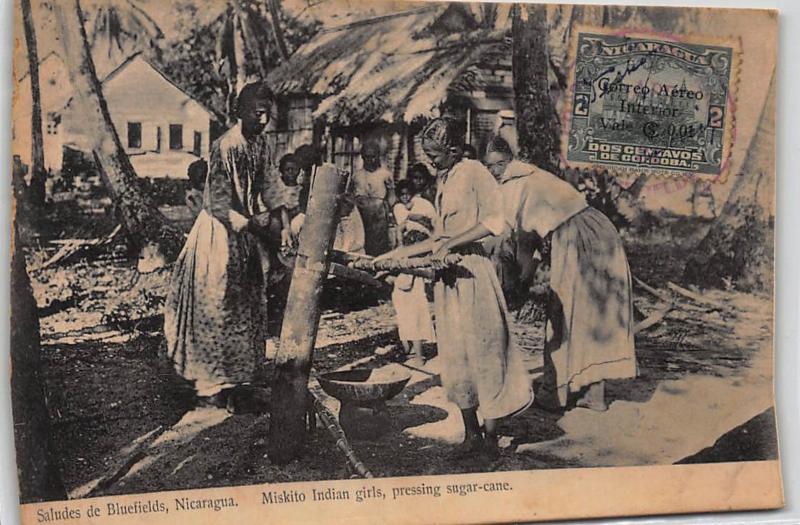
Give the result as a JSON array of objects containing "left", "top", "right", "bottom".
[
  {"left": 408, "top": 162, "right": 436, "bottom": 204},
  {"left": 353, "top": 140, "right": 396, "bottom": 255},
  {"left": 185, "top": 159, "right": 208, "bottom": 217},
  {"left": 259, "top": 153, "right": 305, "bottom": 336},
  {"left": 262, "top": 153, "right": 303, "bottom": 249},
  {"left": 334, "top": 193, "right": 366, "bottom": 255},
  {"left": 391, "top": 180, "right": 436, "bottom": 366}
]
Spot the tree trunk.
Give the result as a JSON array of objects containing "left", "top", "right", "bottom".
[
  {"left": 222, "top": 4, "right": 249, "bottom": 124},
  {"left": 512, "top": 3, "right": 561, "bottom": 174},
  {"left": 232, "top": 1, "right": 267, "bottom": 80},
  {"left": 10, "top": 223, "right": 67, "bottom": 502},
  {"left": 267, "top": 0, "right": 290, "bottom": 61},
  {"left": 13, "top": 155, "right": 36, "bottom": 243},
  {"left": 269, "top": 164, "right": 347, "bottom": 464},
  {"left": 52, "top": 0, "right": 183, "bottom": 263},
  {"left": 21, "top": 0, "right": 46, "bottom": 208},
  {"left": 683, "top": 69, "right": 776, "bottom": 291}
]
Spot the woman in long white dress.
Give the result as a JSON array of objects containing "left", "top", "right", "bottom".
[
  {"left": 376, "top": 119, "right": 532, "bottom": 458},
  {"left": 484, "top": 136, "right": 637, "bottom": 411}
]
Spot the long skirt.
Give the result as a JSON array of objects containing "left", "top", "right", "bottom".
[
  {"left": 392, "top": 275, "right": 435, "bottom": 342},
  {"left": 358, "top": 198, "right": 391, "bottom": 256},
  {"left": 164, "top": 210, "right": 265, "bottom": 397},
  {"left": 542, "top": 207, "right": 637, "bottom": 407},
  {"left": 434, "top": 249, "right": 532, "bottom": 420}
]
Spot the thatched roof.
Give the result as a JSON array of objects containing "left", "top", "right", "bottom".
[{"left": 267, "top": 3, "right": 509, "bottom": 126}]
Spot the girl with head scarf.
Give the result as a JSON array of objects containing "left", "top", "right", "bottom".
[
  {"left": 483, "top": 135, "right": 637, "bottom": 412},
  {"left": 376, "top": 118, "right": 532, "bottom": 459},
  {"left": 164, "top": 82, "right": 275, "bottom": 412}
]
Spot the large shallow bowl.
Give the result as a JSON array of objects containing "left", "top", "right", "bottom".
[{"left": 318, "top": 366, "right": 411, "bottom": 404}]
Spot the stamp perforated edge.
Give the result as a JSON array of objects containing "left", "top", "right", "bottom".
[{"left": 559, "top": 24, "right": 742, "bottom": 185}]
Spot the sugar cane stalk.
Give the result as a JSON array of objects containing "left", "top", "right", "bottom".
[
  {"left": 307, "top": 380, "right": 373, "bottom": 478},
  {"left": 351, "top": 254, "right": 463, "bottom": 273}
]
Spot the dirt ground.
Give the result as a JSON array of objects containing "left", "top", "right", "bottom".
[{"left": 25, "top": 217, "right": 778, "bottom": 501}]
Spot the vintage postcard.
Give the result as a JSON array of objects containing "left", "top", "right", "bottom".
[{"left": 8, "top": 1, "right": 781, "bottom": 524}]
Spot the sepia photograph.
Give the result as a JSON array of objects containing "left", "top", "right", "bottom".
[{"left": 8, "top": 0, "right": 782, "bottom": 523}]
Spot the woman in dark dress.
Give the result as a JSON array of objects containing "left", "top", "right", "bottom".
[{"left": 164, "top": 83, "right": 275, "bottom": 412}]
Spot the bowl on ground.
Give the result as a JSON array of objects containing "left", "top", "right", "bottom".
[{"left": 318, "top": 366, "right": 411, "bottom": 406}]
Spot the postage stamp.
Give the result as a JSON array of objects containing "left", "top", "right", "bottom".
[{"left": 563, "top": 28, "right": 739, "bottom": 181}]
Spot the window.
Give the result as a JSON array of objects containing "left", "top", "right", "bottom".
[
  {"left": 169, "top": 124, "right": 183, "bottom": 150},
  {"left": 156, "top": 126, "right": 162, "bottom": 153},
  {"left": 193, "top": 131, "right": 202, "bottom": 156},
  {"left": 127, "top": 122, "right": 142, "bottom": 148}
]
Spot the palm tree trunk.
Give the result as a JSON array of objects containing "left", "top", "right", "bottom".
[
  {"left": 233, "top": 10, "right": 248, "bottom": 94},
  {"left": 683, "top": 68, "right": 776, "bottom": 291},
  {"left": 52, "top": 0, "right": 183, "bottom": 263},
  {"left": 13, "top": 156, "right": 36, "bottom": 243},
  {"left": 233, "top": 2, "right": 268, "bottom": 79},
  {"left": 10, "top": 222, "right": 67, "bottom": 502},
  {"left": 266, "top": 0, "right": 290, "bottom": 61},
  {"left": 221, "top": 5, "right": 249, "bottom": 124},
  {"left": 20, "top": 0, "right": 46, "bottom": 208},
  {"left": 512, "top": 3, "right": 560, "bottom": 174}
]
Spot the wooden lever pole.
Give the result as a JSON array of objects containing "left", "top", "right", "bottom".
[{"left": 268, "top": 164, "right": 346, "bottom": 464}]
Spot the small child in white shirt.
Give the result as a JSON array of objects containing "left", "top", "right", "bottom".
[{"left": 391, "top": 180, "right": 437, "bottom": 366}]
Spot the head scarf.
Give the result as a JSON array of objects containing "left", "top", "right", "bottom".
[{"left": 421, "top": 118, "right": 465, "bottom": 153}]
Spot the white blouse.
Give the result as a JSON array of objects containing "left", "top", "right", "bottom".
[
  {"left": 435, "top": 159, "right": 508, "bottom": 239},
  {"left": 499, "top": 160, "right": 588, "bottom": 237}
]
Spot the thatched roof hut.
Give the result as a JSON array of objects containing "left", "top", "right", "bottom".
[
  {"left": 267, "top": 3, "right": 514, "bottom": 175},
  {"left": 268, "top": 3, "right": 510, "bottom": 126}
]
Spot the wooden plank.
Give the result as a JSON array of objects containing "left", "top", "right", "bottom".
[
  {"left": 31, "top": 225, "right": 122, "bottom": 271},
  {"left": 667, "top": 281, "right": 730, "bottom": 311},
  {"left": 632, "top": 276, "right": 672, "bottom": 303},
  {"left": 633, "top": 304, "right": 673, "bottom": 334}
]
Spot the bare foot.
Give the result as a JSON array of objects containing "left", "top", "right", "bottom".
[
  {"left": 575, "top": 397, "right": 608, "bottom": 412},
  {"left": 482, "top": 434, "right": 501, "bottom": 461},
  {"left": 226, "top": 386, "right": 270, "bottom": 415},
  {"left": 196, "top": 391, "right": 228, "bottom": 409},
  {"left": 575, "top": 381, "right": 608, "bottom": 412},
  {"left": 407, "top": 355, "right": 425, "bottom": 368}
]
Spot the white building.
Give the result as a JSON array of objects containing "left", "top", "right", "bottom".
[{"left": 13, "top": 52, "right": 216, "bottom": 179}]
